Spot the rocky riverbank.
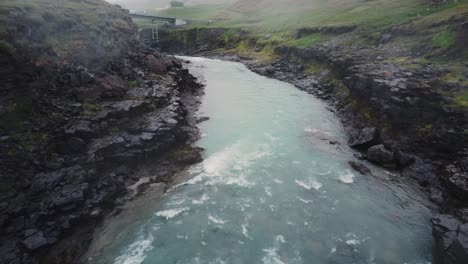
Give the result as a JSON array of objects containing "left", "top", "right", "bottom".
[
  {"left": 159, "top": 25, "right": 467, "bottom": 263},
  {"left": 0, "top": 1, "right": 204, "bottom": 263},
  {"left": 246, "top": 53, "right": 468, "bottom": 264}
]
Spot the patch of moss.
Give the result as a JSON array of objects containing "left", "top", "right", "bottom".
[
  {"left": 418, "top": 123, "right": 433, "bottom": 137},
  {"left": 109, "top": 127, "right": 119, "bottom": 134},
  {"left": 128, "top": 79, "right": 144, "bottom": 88},
  {"left": 8, "top": 130, "right": 49, "bottom": 160},
  {"left": 432, "top": 29, "right": 457, "bottom": 49},
  {"left": 453, "top": 90, "right": 468, "bottom": 108},
  {"left": 304, "top": 62, "right": 328, "bottom": 75},
  {"left": 80, "top": 102, "right": 99, "bottom": 116},
  {"left": 286, "top": 33, "right": 324, "bottom": 48}
]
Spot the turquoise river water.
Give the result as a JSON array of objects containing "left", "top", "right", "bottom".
[{"left": 90, "top": 57, "right": 433, "bottom": 264}]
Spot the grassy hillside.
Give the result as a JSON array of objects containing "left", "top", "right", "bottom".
[
  {"left": 153, "top": 0, "right": 468, "bottom": 46},
  {"left": 154, "top": 0, "right": 467, "bottom": 59},
  {"left": 0, "top": 0, "right": 137, "bottom": 66}
]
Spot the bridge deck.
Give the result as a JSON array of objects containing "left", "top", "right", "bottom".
[{"left": 129, "top": 14, "right": 176, "bottom": 25}]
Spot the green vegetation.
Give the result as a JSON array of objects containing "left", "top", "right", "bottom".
[
  {"left": 432, "top": 29, "right": 457, "bottom": 49},
  {"left": 155, "top": 0, "right": 467, "bottom": 32},
  {"left": 151, "top": 0, "right": 468, "bottom": 60},
  {"left": 418, "top": 123, "right": 434, "bottom": 137},
  {"left": 453, "top": 90, "right": 468, "bottom": 108},
  {"left": 5, "top": 129, "right": 50, "bottom": 161},
  {"left": 80, "top": 103, "right": 99, "bottom": 116},
  {"left": 286, "top": 33, "right": 324, "bottom": 48},
  {"left": 128, "top": 79, "right": 145, "bottom": 88}
]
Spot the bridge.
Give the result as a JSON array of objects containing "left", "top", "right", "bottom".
[{"left": 129, "top": 13, "right": 177, "bottom": 42}]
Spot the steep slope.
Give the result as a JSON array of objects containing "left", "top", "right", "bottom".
[{"left": 0, "top": 0, "right": 203, "bottom": 263}]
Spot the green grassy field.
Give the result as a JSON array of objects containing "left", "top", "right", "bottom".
[
  {"left": 154, "top": 0, "right": 467, "bottom": 33},
  {"left": 152, "top": 0, "right": 467, "bottom": 49}
]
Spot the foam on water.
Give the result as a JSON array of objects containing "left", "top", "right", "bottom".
[
  {"left": 208, "top": 215, "right": 227, "bottom": 225},
  {"left": 296, "top": 196, "right": 313, "bottom": 204},
  {"left": 192, "top": 193, "right": 210, "bottom": 204},
  {"left": 262, "top": 235, "right": 287, "bottom": 264},
  {"left": 346, "top": 239, "right": 360, "bottom": 245},
  {"left": 295, "top": 179, "right": 323, "bottom": 190},
  {"left": 339, "top": 170, "right": 356, "bottom": 183},
  {"left": 203, "top": 142, "right": 241, "bottom": 176},
  {"left": 242, "top": 224, "right": 252, "bottom": 239},
  {"left": 114, "top": 233, "right": 154, "bottom": 264},
  {"left": 265, "top": 132, "right": 280, "bottom": 141},
  {"left": 155, "top": 207, "right": 189, "bottom": 220}
]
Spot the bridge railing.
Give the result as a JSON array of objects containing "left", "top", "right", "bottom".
[
  {"left": 129, "top": 13, "right": 178, "bottom": 43},
  {"left": 129, "top": 13, "right": 176, "bottom": 25}
]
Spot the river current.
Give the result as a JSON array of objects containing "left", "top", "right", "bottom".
[{"left": 90, "top": 57, "right": 432, "bottom": 264}]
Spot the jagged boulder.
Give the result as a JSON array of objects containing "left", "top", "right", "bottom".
[
  {"left": 145, "top": 55, "right": 168, "bottom": 75},
  {"left": 402, "top": 157, "right": 437, "bottom": 187},
  {"left": 22, "top": 231, "right": 48, "bottom": 251},
  {"left": 96, "top": 75, "right": 128, "bottom": 98},
  {"left": 366, "top": 144, "right": 395, "bottom": 167},
  {"left": 393, "top": 149, "right": 415, "bottom": 167},
  {"left": 443, "top": 158, "right": 468, "bottom": 201},
  {"left": 348, "top": 127, "right": 380, "bottom": 149},
  {"left": 433, "top": 213, "right": 468, "bottom": 264},
  {"left": 348, "top": 161, "right": 372, "bottom": 175}
]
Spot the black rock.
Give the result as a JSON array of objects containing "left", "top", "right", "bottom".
[
  {"left": 79, "top": 69, "right": 94, "bottom": 84},
  {"left": 402, "top": 158, "right": 437, "bottom": 187},
  {"left": 67, "top": 137, "right": 87, "bottom": 152},
  {"left": 22, "top": 231, "right": 48, "bottom": 251},
  {"left": 429, "top": 187, "right": 444, "bottom": 204},
  {"left": 394, "top": 150, "right": 415, "bottom": 168},
  {"left": 348, "top": 161, "right": 372, "bottom": 175},
  {"left": 64, "top": 120, "right": 92, "bottom": 136},
  {"left": 48, "top": 183, "right": 86, "bottom": 208},
  {"left": 23, "top": 229, "right": 39, "bottom": 238},
  {"left": 444, "top": 165, "right": 468, "bottom": 201},
  {"left": 366, "top": 144, "right": 395, "bottom": 167},
  {"left": 433, "top": 214, "right": 468, "bottom": 264},
  {"left": 455, "top": 209, "right": 468, "bottom": 223},
  {"left": 353, "top": 153, "right": 366, "bottom": 160},
  {"left": 348, "top": 127, "right": 380, "bottom": 149},
  {"left": 196, "top": 116, "right": 210, "bottom": 123}
]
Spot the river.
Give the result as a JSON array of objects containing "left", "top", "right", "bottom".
[{"left": 88, "top": 57, "right": 432, "bottom": 264}]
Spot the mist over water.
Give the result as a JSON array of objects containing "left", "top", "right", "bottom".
[{"left": 91, "top": 57, "right": 432, "bottom": 264}]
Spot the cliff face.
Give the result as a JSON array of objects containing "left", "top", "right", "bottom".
[
  {"left": 1, "top": 0, "right": 139, "bottom": 63},
  {"left": 0, "top": 1, "right": 203, "bottom": 263}
]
